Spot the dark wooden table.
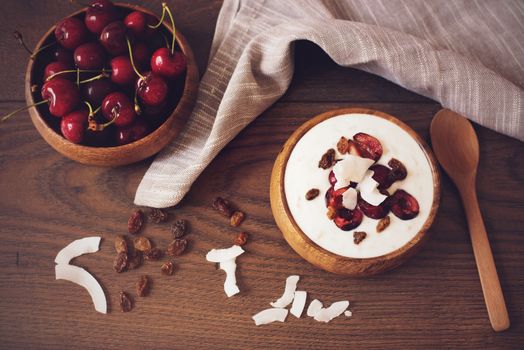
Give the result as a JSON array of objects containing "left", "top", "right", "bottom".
[{"left": 0, "top": 1, "right": 523, "bottom": 349}]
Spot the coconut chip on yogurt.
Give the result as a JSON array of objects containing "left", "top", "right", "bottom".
[
  {"left": 341, "top": 187, "right": 358, "bottom": 210},
  {"left": 358, "top": 170, "right": 388, "bottom": 206},
  {"left": 54, "top": 236, "right": 101, "bottom": 265},
  {"left": 270, "top": 275, "right": 300, "bottom": 308},
  {"left": 206, "top": 245, "right": 245, "bottom": 297},
  {"left": 290, "top": 290, "right": 307, "bottom": 318},
  {"left": 252, "top": 308, "right": 289, "bottom": 326},
  {"left": 333, "top": 155, "right": 375, "bottom": 190}
]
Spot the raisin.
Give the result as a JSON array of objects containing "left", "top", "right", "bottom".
[
  {"left": 388, "top": 158, "right": 407, "bottom": 181},
  {"left": 113, "top": 252, "right": 128, "bottom": 273},
  {"left": 128, "top": 252, "right": 143, "bottom": 270},
  {"left": 353, "top": 231, "right": 367, "bottom": 245},
  {"left": 133, "top": 236, "right": 152, "bottom": 252},
  {"left": 119, "top": 291, "right": 132, "bottom": 312},
  {"left": 136, "top": 275, "right": 150, "bottom": 297},
  {"left": 167, "top": 239, "right": 188, "bottom": 257},
  {"left": 234, "top": 232, "right": 248, "bottom": 246},
  {"left": 148, "top": 208, "right": 168, "bottom": 223},
  {"left": 128, "top": 210, "right": 144, "bottom": 234},
  {"left": 212, "top": 197, "right": 233, "bottom": 218},
  {"left": 171, "top": 219, "right": 188, "bottom": 238},
  {"left": 305, "top": 188, "right": 320, "bottom": 200},
  {"left": 230, "top": 211, "right": 245, "bottom": 227},
  {"left": 328, "top": 171, "right": 337, "bottom": 186},
  {"left": 114, "top": 235, "right": 128, "bottom": 254},
  {"left": 161, "top": 261, "right": 175, "bottom": 275},
  {"left": 376, "top": 216, "right": 391, "bottom": 232},
  {"left": 337, "top": 136, "right": 349, "bottom": 154},
  {"left": 318, "top": 148, "right": 336, "bottom": 169},
  {"left": 145, "top": 247, "right": 163, "bottom": 261}
]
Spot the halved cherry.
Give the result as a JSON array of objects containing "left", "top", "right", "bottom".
[
  {"left": 369, "top": 164, "right": 390, "bottom": 189},
  {"left": 390, "top": 190, "right": 419, "bottom": 220},
  {"left": 357, "top": 195, "right": 389, "bottom": 219},
  {"left": 334, "top": 208, "right": 363, "bottom": 231},
  {"left": 328, "top": 170, "right": 337, "bottom": 186},
  {"left": 327, "top": 187, "right": 349, "bottom": 209},
  {"left": 353, "top": 132, "right": 383, "bottom": 161},
  {"left": 325, "top": 186, "right": 334, "bottom": 207}
]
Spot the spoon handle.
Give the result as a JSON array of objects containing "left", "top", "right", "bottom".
[{"left": 460, "top": 183, "right": 510, "bottom": 332}]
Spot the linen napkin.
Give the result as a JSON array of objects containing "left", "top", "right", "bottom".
[{"left": 135, "top": 0, "right": 524, "bottom": 208}]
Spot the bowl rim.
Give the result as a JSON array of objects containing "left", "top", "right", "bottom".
[
  {"left": 270, "top": 107, "right": 441, "bottom": 275},
  {"left": 24, "top": 3, "right": 199, "bottom": 164}
]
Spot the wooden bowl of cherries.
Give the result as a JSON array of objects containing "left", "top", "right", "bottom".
[{"left": 5, "top": 1, "right": 198, "bottom": 166}]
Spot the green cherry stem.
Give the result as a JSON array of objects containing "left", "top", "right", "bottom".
[
  {"left": 13, "top": 31, "right": 33, "bottom": 55},
  {"left": 126, "top": 37, "right": 145, "bottom": 80},
  {"left": 148, "top": 5, "right": 167, "bottom": 29},
  {"left": 163, "top": 3, "right": 177, "bottom": 55},
  {"left": 79, "top": 73, "right": 107, "bottom": 84},
  {"left": 46, "top": 69, "right": 109, "bottom": 82},
  {"left": 1, "top": 100, "right": 48, "bottom": 123}
]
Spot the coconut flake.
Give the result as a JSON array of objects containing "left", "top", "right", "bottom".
[
  {"left": 55, "top": 264, "right": 107, "bottom": 314},
  {"left": 306, "top": 299, "right": 323, "bottom": 317},
  {"left": 344, "top": 310, "right": 353, "bottom": 317},
  {"left": 270, "top": 275, "right": 300, "bottom": 308},
  {"left": 55, "top": 237, "right": 101, "bottom": 265},
  {"left": 219, "top": 259, "right": 240, "bottom": 297},
  {"left": 358, "top": 171, "right": 388, "bottom": 206},
  {"left": 313, "top": 301, "right": 349, "bottom": 323},
  {"left": 252, "top": 308, "right": 288, "bottom": 326},
  {"left": 333, "top": 155, "right": 375, "bottom": 190},
  {"left": 290, "top": 291, "right": 307, "bottom": 318},
  {"left": 341, "top": 187, "right": 358, "bottom": 210},
  {"left": 206, "top": 245, "right": 244, "bottom": 263}
]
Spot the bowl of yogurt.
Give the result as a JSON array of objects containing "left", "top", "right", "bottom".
[{"left": 270, "top": 108, "right": 440, "bottom": 276}]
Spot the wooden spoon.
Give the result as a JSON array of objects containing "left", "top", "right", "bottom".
[{"left": 430, "top": 109, "right": 510, "bottom": 332}]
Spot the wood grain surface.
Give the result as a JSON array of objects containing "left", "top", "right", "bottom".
[{"left": 0, "top": 1, "right": 523, "bottom": 349}]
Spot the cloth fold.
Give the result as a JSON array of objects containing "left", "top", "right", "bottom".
[{"left": 135, "top": 0, "right": 524, "bottom": 208}]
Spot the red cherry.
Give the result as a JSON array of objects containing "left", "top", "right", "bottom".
[
  {"left": 110, "top": 56, "right": 135, "bottom": 85},
  {"left": 353, "top": 132, "right": 383, "bottom": 161},
  {"left": 334, "top": 208, "right": 363, "bottom": 231},
  {"left": 74, "top": 42, "right": 106, "bottom": 70},
  {"left": 84, "top": 126, "right": 113, "bottom": 147},
  {"left": 99, "top": 21, "right": 128, "bottom": 55},
  {"left": 136, "top": 72, "right": 168, "bottom": 106},
  {"left": 390, "top": 190, "right": 420, "bottom": 220},
  {"left": 82, "top": 78, "right": 115, "bottom": 106},
  {"left": 357, "top": 195, "right": 389, "bottom": 219},
  {"left": 85, "top": 0, "right": 118, "bottom": 34},
  {"left": 131, "top": 42, "right": 150, "bottom": 68},
  {"left": 41, "top": 78, "right": 80, "bottom": 117},
  {"left": 151, "top": 48, "right": 186, "bottom": 79},
  {"left": 124, "top": 11, "right": 155, "bottom": 39},
  {"left": 51, "top": 46, "right": 74, "bottom": 65},
  {"left": 116, "top": 118, "right": 149, "bottom": 145},
  {"left": 54, "top": 17, "right": 88, "bottom": 50},
  {"left": 44, "top": 61, "right": 73, "bottom": 81},
  {"left": 102, "top": 92, "right": 136, "bottom": 127},
  {"left": 61, "top": 109, "right": 88, "bottom": 144}
]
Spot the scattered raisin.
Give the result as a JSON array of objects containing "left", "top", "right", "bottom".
[
  {"left": 337, "top": 137, "right": 349, "bottom": 154},
  {"left": 171, "top": 219, "right": 188, "bottom": 238},
  {"left": 167, "top": 239, "right": 188, "bottom": 257},
  {"left": 114, "top": 235, "right": 128, "bottom": 254},
  {"left": 230, "top": 211, "right": 245, "bottom": 227},
  {"left": 234, "top": 232, "right": 248, "bottom": 246},
  {"left": 212, "top": 197, "right": 233, "bottom": 218},
  {"left": 128, "top": 210, "right": 144, "bottom": 234},
  {"left": 119, "top": 291, "right": 132, "bottom": 312},
  {"left": 326, "top": 206, "right": 336, "bottom": 220},
  {"left": 376, "top": 216, "right": 391, "bottom": 233},
  {"left": 148, "top": 208, "right": 168, "bottom": 223},
  {"left": 305, "top": 188, "right": 320, "bottom": 200},
  {"left": 161, "top": 261, "right": 175, "bottom": 275},
  {"left": 113, "top": 252, "right": 128, "bottom": 273},
  {"left": 128, "top": 252, "right": 143, "bottom": 270},
  {"left": 318, "top": 148, "right": 336, "bottom": 169},
  {"left": 136, "top": 275, "right": 150, "bottom": 297},
  {"left": 353, "top": 231, "right": 367, "bottom": 245},
  {"left": 133, "top": 236, "right": 152, "bottom": 252},
  {"left": 145, "top": 247, "right": 163, "bottom": 261},
  {"left": 388, "top": 158, "right": 407, "bottom": 181}
]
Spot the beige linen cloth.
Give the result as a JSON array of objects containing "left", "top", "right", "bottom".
[{"left": 135, "top": 0, "right": 524, "bottom": 208}]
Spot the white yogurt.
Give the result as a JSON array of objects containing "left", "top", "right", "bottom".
[{"left": 284, "top": 113, "right": 434, "bottom": 258}]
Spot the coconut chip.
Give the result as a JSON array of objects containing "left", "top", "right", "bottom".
[
  {"left": 313, "top": 300, "right": 350, "bottom": 323},
  {"left": 55, "top": 237, "right": 101, "bottom": 265},
  {"left": 306, "top": 299, "right": 323, "bottom": 317},
  {"left": 341, "top": 187, "right": 358, "bottom": 210},
  {"left": 290, "top": 290, "right": 307, "bottom": 318},
  {"left": 205, "top": 245, "right": 244, "bottom": 262},
  {"left": 270, "top": 275, "right": 300, "bottom": 308},
  {"left": 344, "top": 310, "right": 353, "bottom": 317},
  {"left": 358, "top": 170, "right": 388, "bottom": 206},
  {"left": 55, "top": 264, "right": 107, "bottom": 314},
  {"left": 252, "top": 308, "right": 288, "bottom": 326},
  {"left": 333, "top": 155, "right": 375, "bottom": 190},
  {"left": 206, "top": 245, "right": 245, "bottom": 297}
]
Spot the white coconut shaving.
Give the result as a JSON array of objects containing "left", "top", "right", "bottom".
[
  {"left": 341, "top": 187, "right": 358, "bottom": 210},
  {"left": 252, "top": 308, "right": 288, "bottom": 326},
  {"left": 206, "top": 245, "right": 244, "bottom": 262},
  {"left": 313, "top": 301, "right": 350, "bottom": 323},
  {"left": 55, "top": 264, "right": 107, "bottom": 314},
  {"left": 344, "top": 310, "right": 353, "bottom": 317},
  {"left": 270, "top": 275, "right": 300, "bottom": 308},
  {"left": 54, "top": 237, "right": 101, "bottom": 265},
  {"left": 333, "top": 155, "right": 375, "bottom": 190},
  {"left": 290, "top": 291, "right": 307, "bottom": 318},
  {"left": 358, "top": 171, "right": 388, "bottom": 206},
  {"left": 306, "top": 299, "right": 323, "bottom": 317}
]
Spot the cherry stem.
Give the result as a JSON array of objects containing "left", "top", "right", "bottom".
[
  {"left": 46, "top": 68, "right": 110, "bottom": 82},
  {"left": 148, "top": 5, "right": 167, "bottom": 29},
  {"left": 1, "top": 100, "right": 47, "bottom": 123},
  {"left": 31, "top": 41, "right": 57, "bottom": 59},
  {"left": 13, "top": 31, "right": 33, "bottom": 55},
  {"left": 79, "top": 73, "right": 106, "bottom": 84},
  {"left": 134, "top": 91, "right": 142, "bottom": 115},
  {"left": 126, "top": 37, "right": 145, "bottom": 80},
  {"left": 163, "top": 3, "right": 177, "bottom": 55}
]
